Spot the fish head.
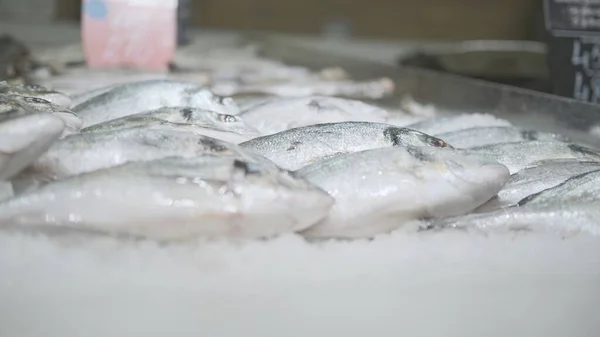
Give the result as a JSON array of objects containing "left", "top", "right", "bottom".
[
  {"left": 1, "top": 83, "right": 72, "bottom": 108},
  {"left": 6, "top": 94, "right": 82, "bottom": 132},
  {"left": 384, "top": 126, "right": 452, "bottom": 148},
  {"left": 406, "top": 146, "right": 510, "bottom": 218},
  {"left": 186, "top": 88, "right": 241, "bottom": 115}
]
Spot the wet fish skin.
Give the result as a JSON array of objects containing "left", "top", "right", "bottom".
[
  {"left": 459, "top": 141, "right": 600, "bottom": 174},
  {"left": 1, "top": 94, "right": 82, "bottom": 132},
  {"left": 436, "top": 126, "right": 570, "bottom": 148},
  {"left": 0, "top": 156, "right": 334, "bottom": 240},
  {"left": 73, "top": 79, "right": 241, "bottom": 127},
  {"left": 31, "top": 128, "right": 279, "bottom": 179},
  {"left": 404, "top": 114, "right": 513, "bottom": 135},
  {"left": 240, "top": 122, "right": 450, "bottom": 171},
  {"left": 81, "top": 106, "right": 260, "bottom": 139},
  {"left": 475, "top": 159, "right": 600, "bottom": 212},
  {"left": 0, "top": 112, "right": 64, "bottom": 181},
  {"left": 0, "top": 81, "right": 72, "bottom": 108},
  {"left": 69, "top": 84, "right": 117, "bottom": 107},
  {"left": 239, "top": 95, "right": 390, "bottom": 135},
  {"left": 294, "top": 146, "right": 509, "bottom": 239},
  {"left": 81, "top": 119, "right": 254, "bottom": 144},
  {"left": 517, "top": 169, "right": 600, "bottom": 206},
  {"left": 424, "top": 202, "right": 600, "bottom": 237}
]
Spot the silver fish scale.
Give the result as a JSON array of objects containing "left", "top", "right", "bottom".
[
  {"left": 436, "top": 126, "right": 569, "bottom": 148},
  {"left": 518, "top": 169, "right": 600, "bottom": 206},
  {"left": 426, "top": 202, "right": 600, "bottom": 237},
  {"left": 461, "top": 141, "right": 600, "bottom": 174}
]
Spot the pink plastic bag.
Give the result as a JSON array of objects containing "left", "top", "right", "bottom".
[{"left": 81, "top": 0, "right": 177, "bottom": 71}]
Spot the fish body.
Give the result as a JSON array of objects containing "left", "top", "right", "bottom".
[
  {"left": 73, "top": 80, "right": 241, "bottom": 127},
  {"left": 294, "top": 146, "right": 509, "bottom": 238},
  {"left": 69, "top": 84, "right": 117, "bottom": 107},
  {"left": 80, "top": 107, "right": 260, "bottom": 143},
  {"left": 31, "top": 129, "right": 277, "bottom": 179},
  {"left": 425, "top": 202, "right": 600, "bottom": 237},
  {"left": 404, "top": 114, "right": 513, "bottom": 135},
  {"left": 240, "top": 122, "right": 450, "bottom": 171},
  {"left": 239, "top": 96, "right": 390, "bottom": 135},
  {"left": 460, "top": 141, "right": 600, "bottom": 174},
  {"left": 0, "top": 112, "right": 64, "bottom": 180},
  {"left": 0, "top": 81, "right": 72, "bottom": 108},
  {"left": 1, "top": 93, "right": 82, "bottom": 133},
  {"left": 475, "top": 159, "right": 600, "bottom": 211},
  {"left": 211, "top": 77, "right": 395, "bottom": 100},
  {"left": 0, "top": 156, "right": 334, "bottom": 240},
  {"left": 437, "top": 126, "right": 570, "bottom": 148},
  {"left": 518, "top": 169, "right": 600, "bottom": 206}
]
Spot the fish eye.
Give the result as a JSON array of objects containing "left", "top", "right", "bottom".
[
  {"left": 430, "top": 138, "right": 449, "bottom": 147},
  {"left": 218, "top": 114, "right": 238, "bottom": 123}
]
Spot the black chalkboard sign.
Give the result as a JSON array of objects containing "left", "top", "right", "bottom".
[{"left": 544, "top": 0, "right": 600, "bottom": 103}]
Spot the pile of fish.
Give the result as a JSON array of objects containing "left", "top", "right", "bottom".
[{"left": 1, "top": 77, "right": 600, "bottom": 242}]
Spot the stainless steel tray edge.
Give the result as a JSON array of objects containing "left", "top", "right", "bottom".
[{"left": 249, "top": 34, "right": 600, "bottom": 148}]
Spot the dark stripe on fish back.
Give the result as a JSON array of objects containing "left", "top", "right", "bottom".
[
  {"left": 383, "top": 127, "right": 405, "bottom": 146},
  {"left": 181, "top": 108, "right": 193, "bottom": 122},
  {"left": 568, "top": 144, "right": 600, "bottom": 159},
  {"left": 197, "top": 137, "right": 230, "bottom": 152}
]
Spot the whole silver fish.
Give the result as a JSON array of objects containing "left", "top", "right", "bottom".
[
  {"left": 475, "top": 159, "right": 600, "bottom": 212},
  {"left": 30, "top": 128, "right": 278, "bottom": 179},
  {"left": 0, "top": 156, "right": 335, "bottom": 241},
  {"left": 517, "top": 169, "right": 600, "bottom": 206},
  {"left": 424, "top": 202, "right": 600, "bottom": 237},
  {"left": 294, "top": 146, "right": 509, "bottom": 239},
  {"left": 239, "top": 96, "right": 390, "bottom": 135},
  {"left": 80, "top": 107, "right": 260, "bottom": 143},
  {"left": 73, "top": 79, "right": 241, "bottom": 127},
  {"left": 0, "top": 81, "right": 72, "bottom": 108},
  {"left": 459, "top": 141, "right": 600, "bottom": 174},
  {"left": 436, "top": 126, "right": 570, "bottom": 148},
  {"left": 211, "top": 77, "right": 395, "bottom": 100},
  {"left": 240, "top": 122, "right": 451, "bottom": 171},
  {"left": 0, "top": 112, "right": 64, "bottom": 181},
  {"left": 404, "top": 114, "right": 513, "bottom": 135},
  {"left": 1, "top": 94, "right": 82, "bottom": 133}
]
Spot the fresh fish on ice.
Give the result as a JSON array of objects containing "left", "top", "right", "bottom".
[
  {"left": 211, "top": 77, "right": 395, "bottom": 100},
  {"left": 424, "top": 201, "right": 600, "bottom": 237},
  {"left": 239, "top": 96, "right": 390, "bottom": 135},
  {"left": 475, "top": 159, "right": 600, "bottom": 212},
  {"left": 403, "top": 114, "right": 513, "bottom": 135},
  {"left": 73, "top": 79, "right": 241, "bottom": 127},
  {"left": 0, "top": 111, "right": 64, "bottom": 180},
  {"left": 80, "top": 107, "right": 260, "bottom": 143},
  {"left": 0, "top": 81, "right": 72, "bottom": 108},
  {"left": 459, "top": 141, "right": 600, "bottom": 174},
  {"left": 517, "top": 169, "right": 600, "bottom": 206},
  {"left": 81, "top": 119, "right": 253, "bottom": 144},
  {"left": 0, "top": 156, "right": 334, "bottom": 240},
  {"left": 436, "top": 126, "right": 570, "bottom": 148},
  {"left": 30, "top": 128, "right": 278, "bottom": 179},
  {"left": 294, "top": 146, "right": 509, "bottom": 239},
  {"left": 240, "top": 122, "right": 450, "bottom": 171},
  {"left": 82, "top": 106, "right": 258, "bottom": 134},
  {"left": 1, "top": 94, "right": 82, "bottom": 132}
]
